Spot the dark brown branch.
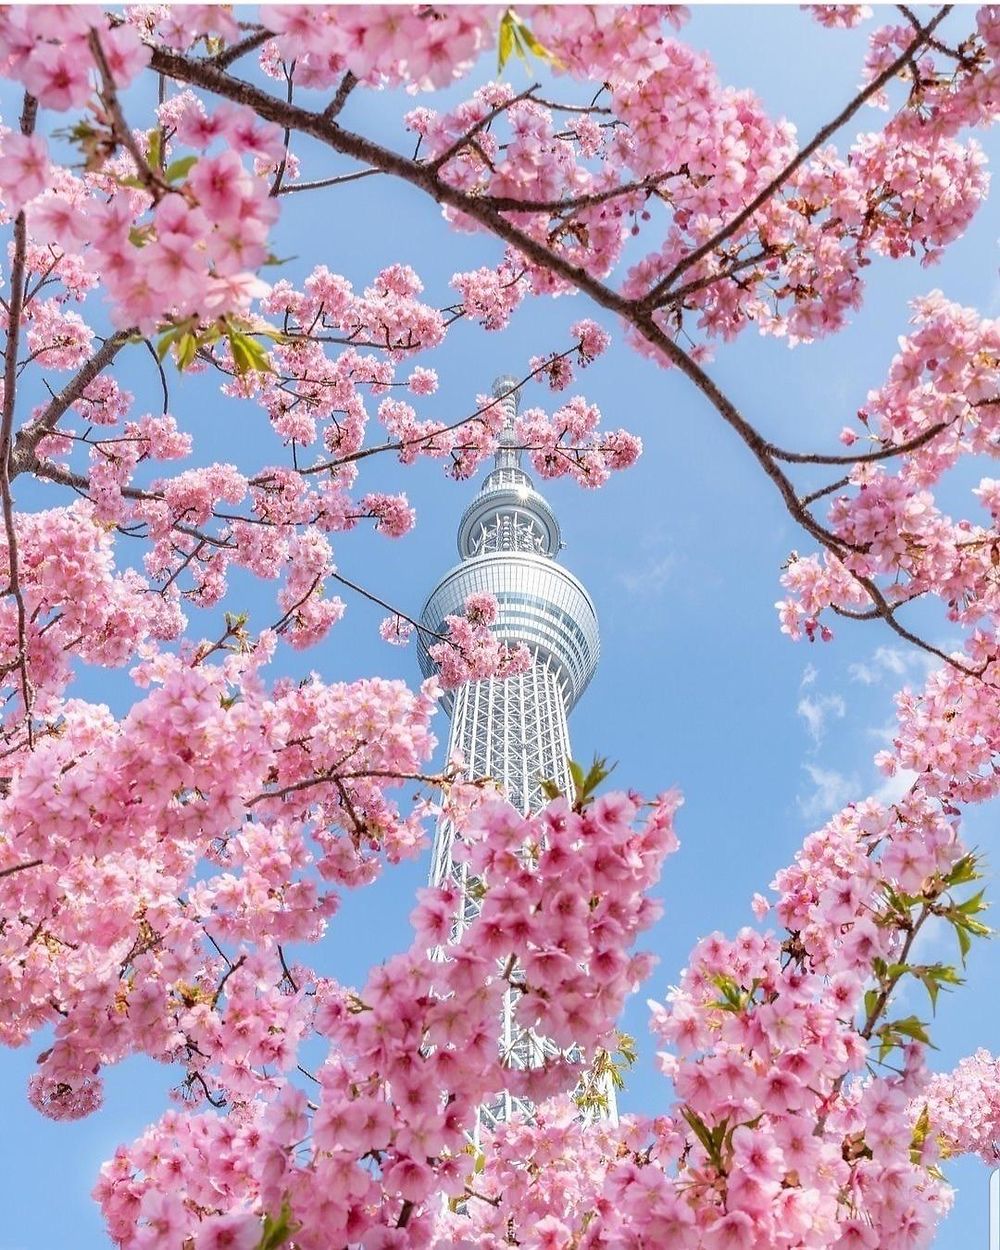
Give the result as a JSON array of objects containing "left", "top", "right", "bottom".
[
  {"left": 0, "top": 857, "right": 42, "bottom": 879},
  {"left": 269, "top": 60, "right": 296, "bottom": 197},
  {"left": 143, "top": 337, "right": 170, "bottom": 415},
  {"left": 12, "top": 331, "right": 135, "bottom": 473},
  {"left": 213, "top": 26, "right": 271, "bottom": 70},
  {"left": 89, "top": 30, "right": 169, "bottom": 202},
  {"left": 323, "top": 70, "right": 357, "bottom": 121},
  {"left": 1, "top": 93, "right": 39, "bottom": 744},
  {"left": 211, "top": 953, "right": 247, "bottom": 1008},
  {"left": 770, "top": 419, "right": 952, "bottom": 466},
  {"left": 481, "top": 173, "right": 670, "bottom": 215}
]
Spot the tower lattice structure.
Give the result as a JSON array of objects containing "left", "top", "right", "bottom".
[{"left": 419, "top": 376, "right": 616, "bottom": 1130}]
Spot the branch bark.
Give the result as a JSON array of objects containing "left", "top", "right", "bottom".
[{"left": 1, "top": 93, "right": 39, "bottom": 744}]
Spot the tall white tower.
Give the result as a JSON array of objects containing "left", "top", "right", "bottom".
[{"left": 419, "top": 377, "right": 613, "bottom": 1129}]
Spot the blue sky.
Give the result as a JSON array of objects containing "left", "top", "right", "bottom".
[{"left": 1, "top": 6, "right": 998, "bottom": 1248}]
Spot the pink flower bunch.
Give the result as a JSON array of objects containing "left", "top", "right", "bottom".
[
  {"left": 379, "top": 614, "right": 415, "bottom": 646},
  {"left": 803, "top": 5, "right": 873, "bottom": 29},
  {"left": 922, "top": 1049, "right": 1000, "bottom": 1164},
  {"left": 516, "top": 398, "right": 643, "bottom": 488},
  {"left": 361, "top": 492, "right": 416, "bottom": 539},
  {"left": 429, "top": 593, "right": 532, "bottom": 690},
  {"left": 777, "top": 296, "right": 1000, "bottom": 643},
  {"left": 95, "top": 786, "right": 679, "bottom": 1249},
  {"left": 257, "top": 5, "right": 496, "bottom": 91},
  {"left": 0, "top": 10, "right": 149, "bottom": 109}
]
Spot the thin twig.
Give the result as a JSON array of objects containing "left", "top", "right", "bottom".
[
  {"left": 277, "top": 167, "right": 382, "bottom": 194},
  {"left": 13, "top": 331, "right": 135, "bottom": 473},
  {"left": 89, "top": 30, "right": 170, "bottom": 202},
  {"left": 211, "top": 953, "right": 247, "bottom": 1008},
  {"left": 0, "top": 857, "right": 42, "bottom": 879},
  {"left": 212, "top": 26, "right": 271, "bottom": 70}
]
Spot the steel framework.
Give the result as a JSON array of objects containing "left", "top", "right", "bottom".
[{"left": 419, "top": 377, "right": 616, "bottom": 1131}]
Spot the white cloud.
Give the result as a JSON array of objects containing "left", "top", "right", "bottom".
[
  {"left": 849, "top": 645, "right": 937, "bottom": 686},
  {"left": 909, "top": 913, "right": 954, "bottom": 965},
  {"left": 797, "top": 692, "right": 846, "bottom": 745},
  {"left": 873, "top": 767, "right": 918, "bottom": 807},
  {"left": 618, "top": 554, "right": 676, "bottom": 598},
  {"left": 800, "top": 663, "right": 818, "bottom": 688},
  {"left": 797, "top": 763, "right": 859, "bottom": 823}
]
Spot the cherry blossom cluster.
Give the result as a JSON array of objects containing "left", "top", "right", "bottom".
[
  {"left": 0, "top": 5, "right": 996, "bottom": 1248},
  {"left": 921, "top": 1049, "right": 1000, "bottom": 1164},
  {"left": 93, "top": 788, "right": 680, "bottom": 1249},
  {"left": 428, "top": 593, "right": 532, "bottom": 690},
  {"left": 777, "top": 294, "right": 1000, "bottom": 645}
]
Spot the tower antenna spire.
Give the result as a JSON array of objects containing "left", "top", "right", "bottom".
[{"left": 491, "top": 374, "right": 522, "bottom": 472}]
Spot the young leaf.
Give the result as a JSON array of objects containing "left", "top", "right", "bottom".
[
  {"left": 258, "top": 1201, "right": 297, "bottom": 1250},
  {"left": 146, "top": 128, "right": 161, "bottom": 170},
  {"left": 164, "top": 155, "right": 198, "bottom": 183},
  {"left": 498, "top": 10, "right": 515, "bottom": 72},
  {"left": 176, "top": 332, "right": 198, "bottom": 371}
]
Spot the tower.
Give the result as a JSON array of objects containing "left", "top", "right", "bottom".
[{"left": 418, "top": 376, "right": 614, "bottom": 1129}]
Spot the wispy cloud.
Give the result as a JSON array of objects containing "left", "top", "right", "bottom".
[
  {"left": 797, "top": 692, "right": 846, "bottom": 745},
  {"left": 617, "top": 553, "right": 676, "bottom": 599},
  {"left": 797, "top": 763, "right": 859, "bottom": 823},
  {"left": 849, "top": 645, "right": 941, "bottom": 687},
  {"left": 849, "top": 646, "right": 909, "bottom": 685},
  {"left": 800, "top": 663, "right": 817, "bottom": 688},
  {"left": 873, "top": 766, "right": 918, "bottom": 807}
]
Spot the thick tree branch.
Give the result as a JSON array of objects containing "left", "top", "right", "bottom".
[{"left": 12, "top": 331, "right": 135, "bottom": 474}]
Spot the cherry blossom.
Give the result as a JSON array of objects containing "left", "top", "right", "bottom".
[{"left": 0, "top": 5, "right": 995, "bottom": 1249}]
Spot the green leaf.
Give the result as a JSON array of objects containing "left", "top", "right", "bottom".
[
  {"left": 615, "top": 1031, "right": 638, "bottom": 1067},
  {"left": 681, "top": 1106, "right": 715, "bottom": 1159},
  {"left": 164, "top": 154, "right": 198, "bottom": 183},
  {"left": 954, "top": 918, "right": 972, "bottom": 963},
  {"left": 258, "top": 1201, "right": 297, "bottom": 1250},
  {"left": 498, "top": 11, "right": 515, "bottom": 72},
  {"left": 890, "top": 1015, "right": 933, "bottom": 1045},
  {"left": 176, "top": 331, "right": 198, "bottom": 371},
  {"left": 514, "top": 17, "right": 563, "bottom": 68},
  {"left": 943, "top": 852, "right": 980, "bottom": 887},
  {"left": 227, "top": 329, "right": 273, "bottom": 376},
  {"left": 956, "top": 888, "right": 988, "bottom": 916},
  {"left": 538, "top": 776, "right": 563, "bottom": 801},
  {"left": 710, "top": 973, "right": 747, "bottom": 1013},
  {"left": 566, "top": 753, "right": 617, "bottom": 809},
  {"left": 146, "top": 128, "right": 161, "bottom": 171},
  {"left": 914, "top": 963, "right": 963, "bottom": 1013}
]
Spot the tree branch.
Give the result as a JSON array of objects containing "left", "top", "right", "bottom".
[
  {"left": 639, "top": 6, "right": 951, "bottom": 307},
  {"left": 12, "top": 331, "right": 135, "bottom": 474},
  {"left": 1, "top": 92, "right": 39, "bottom": 744}
]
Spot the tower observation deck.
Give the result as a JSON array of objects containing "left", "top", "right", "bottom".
[{"left": 419, "top": 376, "right": 614, "bottom": 1129}]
